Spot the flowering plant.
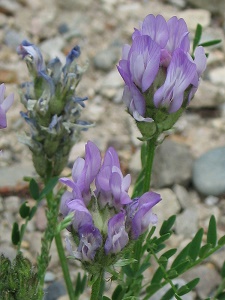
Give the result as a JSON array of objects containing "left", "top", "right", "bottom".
[{"left": 1, "top": 13, "right": 225, "bottom": 300}]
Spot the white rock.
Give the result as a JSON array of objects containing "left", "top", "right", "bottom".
[
  {"left": 208, "top": 66, "right": 225, "bottom": 85},
  {"left": 177, "top": 9, "right": 211, "bottom": 31}
]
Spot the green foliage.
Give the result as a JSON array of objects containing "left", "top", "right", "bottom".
[
  {"left": 192, "top": 23, "right": 221, "bottom": 55},
  {"left": 74, "top": 272, "right": 87, "bottom": 297},
  {"left": 19, "top": 201, "right": 30, "bottom": 219},
  {"left": 11, "top": 222, "right": 20, "bottom": 246},
  {"left": 11, "top": 176, "right": 60, "bottom": 250},
  {"left": 207, "top": 215, "right": 217, "bottom": 247},
  {"left": 143, "top": 215, "right": 225, "bottom": 300},
  {"left": 0, "top": 253, "right": 39, "bottom": 300},
  {"left": 192, "top": 24, "right": 202, "bottom": 53},
  {"left": 29, "top": 178, "right": 40, "bottom": 200}
]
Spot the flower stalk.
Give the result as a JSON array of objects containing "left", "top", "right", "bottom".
[
  {"left": 90, "top": 269, "right": 105, "bottom": 300},
  {"left": 143, "top": 136, "right": 158, "bottom": 193},
  {"left": 55, "top": 233, "right": 75, "bottom": 300}
]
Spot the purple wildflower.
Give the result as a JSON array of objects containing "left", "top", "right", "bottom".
[
  {"left": 118, "top": 14, "right": 207, "bottom": 126},
  {"left": 60, "top": 141, "right": 102, "bottom": 204},
  {"left": 67, "top": 199, "right": 94, "bottom": 231},
  {"left": 118, "top": 34, "right": 161, "bottom": 93},
  {"left": 60, "top": 141, "right": 161, "bottom": 262},
  {"left": 153, "top": 48, "right": 196, "bottom": 113},
  {"left": 126, "top": 191, "right": 161, "bottom": 240},
  {"left": 95, "top": 146, "right": 132, "bottom": 210},
  {"left": 0, "top": 84, "right": 14, "bottom": 129},
  {"left": 17, "top": 40, "right": 45, "bottom": 73},
  {"left": 66, "top": 224, "right": 102, "bottom": 262},
  {"left": 105, "top": 212, "right": 129, "bottom": 254},
  {"left": 76, "top": 224, "right": 102, "bottom": 262}
]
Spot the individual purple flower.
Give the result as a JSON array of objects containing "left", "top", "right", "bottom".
[
  {"left": 63, "top": 45, "right": 81, "bottom": 74},
  {"left": 166, "top": 16, "right": 190, "bottom": 55},
  {"left": 188, "top": 46, "right": 207, "bottom": 101},
  {"left": 60, "top": 141, "right": 102, "bottom": 204},
  {"left": 118, "top": 35, "right": 161, "bottom": 93},
  {"left": 95, "top": 146, "right": 132, "bottom": 210},
  {"left": 0, "top": 84, "right": 14, "bottom": 129},
  {"left": 105, "top": 212, "right": 129, "bottom": 254},
  {"left": 126, "top": 191, "right": 161, "bottom": 240},
  {"left": 117, "top": 35, "right": 161, "bottom": 122},
  {"left": 66, "top": 224, "right": 102, "bottom": 262},
  {"left": 153, "top": 48, "right": 196, "bottom": 113},
  {"left": 67, "top": 198, "right": 94, "bottom": 231},
  {"left": 132, "top": 14, "right": 168, "bottom": 48},
  {"left": 17, "top": 40, "right": 45, "bottom": 73},
  {"left": 76, "top": 224, "right": 102, "bottom": 262}
]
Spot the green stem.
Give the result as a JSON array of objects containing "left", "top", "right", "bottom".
[
  {"left": 36, "top": 191, "right": 59, "bottom": 299},
  {"left": 150, "top": 248, "right": 178, "bottom": 294},
  {"left": 212, "top": 277, "right": 225, "bottom": 299},
  {"left": 143, "top": 136, "right": 157, "bottom": 193},
  {"left": 90, "top": 269, "right": 105, "bottom": 300},
  {"left": 55, "top": 233, "right": 75, "bottom": 300}
]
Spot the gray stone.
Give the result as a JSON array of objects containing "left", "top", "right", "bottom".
[
  {"left": 177, "top": 9, "right": 211, "bottom": 31},
  {"left": 0, "top": 243, "right": 17, "bottom": 261},
  {"left": 175, "top": 207, "right": 199, "bottom": 238},
  {"left": 43, "top": 281, "right": 66, "bottom": 300},
  {"left": 4, "top": 195, "right": 21, "bottom": 213},
  {"left": 0, "top": 196, "right": 3, "bottom": 211},
  {"left": 93, "top": 48, "right": 119, "bottom": 72},
  {"left": 181, "top": 264, "right": 221, "bottom": 299},
  {"left": 186, "top": 0, "right": 225, "bottom": 14},
  {"left": 204, "top": 195, "right": 219, "bottom": 206},
  {"left": 4, "top": 30, "right": 26, "bottom": 50},
  {"left": 173, "top": 184, "right": 193, "bottom": 209},
  {"left": 192, "top": 146, "right": 225, "bottom": 196},
  {"left": 153, "top": 188, "right": 181, "bottom": 229},
  {"left": 209, "top": 66, "right": 225, "bottom": 86},
  {"left": 152, "top": 139, "right": 193, "bottom": 188},
  {"left": 0, "top": 162, "right": 35, "bottom": 188},
  {"left": 190, "top": 80, "right": 225, "bottom": 108},
  {"left": 44, "top": 271, "right": 56, "bottom": 283},
  {"left": 0, "top": 0, "right": 22, "bottom": 15},
  {"left": 168, "top": 0, "right": 186, "bottom": 9}
]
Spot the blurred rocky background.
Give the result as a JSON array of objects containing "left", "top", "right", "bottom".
[{"left": 0, "top": 0, "right": 225, "bottom": 299}]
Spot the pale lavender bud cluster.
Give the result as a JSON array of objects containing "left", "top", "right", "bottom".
[
  {"left": 17, "top": 41, "right": 90, "bottom": 178},
  {"left": 0, "top": 84, "right": 14, "bottom": 129},
  {"left": 60, "top": 141, "right": 161, "bottom": 262},
  {"left": 118, "top": 14, "right": 207, "bottom": 124}
]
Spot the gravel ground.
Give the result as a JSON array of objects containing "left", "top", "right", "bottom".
[{"left": 0, "top": 0, "right": 225, "bottom": 299}]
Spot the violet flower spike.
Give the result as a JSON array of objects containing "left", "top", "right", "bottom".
[
  {"left": 118, "top": 35, "right": 161, "bottom": 93},
  {"left": 0, "top": 84, "right": 14, "bottom": 129},
  {"left": 153, "top": 48, "right": 196, "bottom": 113},
  {"left": 105, "top": 212, "right": 129, "bottom": 254},
  {"left": 126, "top": 191, "right": 161, "bottom": 240}
]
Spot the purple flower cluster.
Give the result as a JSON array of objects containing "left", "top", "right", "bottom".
[
  {"left": 60, "top": 141, "right": 161, "bottom": 262},
  {"left": 0, "top": 84, "right": 14, "bottom": 129},
  {"left": 118, "top": 14, "right": 207, "bottom": 122}
]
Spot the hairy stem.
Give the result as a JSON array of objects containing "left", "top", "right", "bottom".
[
  {"left": 143, "top": 137, "right": 157, "bottom": 193},
  {"left": 55, "top": 233, "right": 75, "bottom": 300},
  {"left": 90, "top": 269, "right": 105, "bottom": 300}
]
